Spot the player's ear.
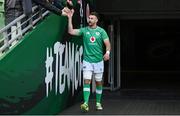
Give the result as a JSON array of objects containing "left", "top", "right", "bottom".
[{"left": 95, "top": 18, "right": 98, "bottom": 23}]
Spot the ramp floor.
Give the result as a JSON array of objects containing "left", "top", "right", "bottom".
[{"left": 60, "top": 89, "right": 180, "bottom": 115}]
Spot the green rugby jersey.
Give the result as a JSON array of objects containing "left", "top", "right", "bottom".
[{"left": 79, "top": 26, "right": 109, "bottom": 63}]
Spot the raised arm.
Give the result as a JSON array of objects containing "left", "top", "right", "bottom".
[
  {"left": 32, "top": 0, "right": 63, "bottom": 15},
  {"left": 67, "top": 9, "right": 81, "bottom": 36}
]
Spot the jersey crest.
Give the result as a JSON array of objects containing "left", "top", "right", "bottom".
[{"left": 96, "top": 32, "right": 100, "bottom": 36}]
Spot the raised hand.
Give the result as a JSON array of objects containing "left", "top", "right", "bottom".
[
  {"left": 66, "top": 9, "right": 74, "bottom": 18},
  {"left": 61, "top": 7, "right": 71, "bottom": 16}
]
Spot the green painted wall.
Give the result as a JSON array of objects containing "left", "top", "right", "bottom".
[
  {"left": 0, "top": 0, "right": 97, "bottom": 114},
  {"left": 0, "top": 14, "right": 82, "bottom": 114}
]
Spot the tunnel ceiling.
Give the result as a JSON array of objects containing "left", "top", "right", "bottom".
[{"left": 95, "top": 0, "right": 180, "bottom": 19}]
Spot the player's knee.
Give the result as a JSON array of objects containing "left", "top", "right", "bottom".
[
  {"left": 94, "top": 73, "right": 103, "bottom": 82},
  {"left": 83, "top": 71, "right": 92, "bottom": 84},
  {"left": 96, "top": 81, "right": 102, "bottom": 86},
  {"left": 84, "top": 79, "right": 91, "bottom": 84},
  {"left": 83, "top": 71, "right": 92, "bottom": 80}
]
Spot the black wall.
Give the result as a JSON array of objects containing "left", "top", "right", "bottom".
[
  {"left": 120, "top": 19, "right": 180, "bottom": 89},
  {"left": 95, "top": 0, "right": 180, "bottom": 89}
]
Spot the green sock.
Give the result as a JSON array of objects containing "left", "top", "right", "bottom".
[
  {"left": 83, "top": 84, "right": 90, "bottom": 104},
  {"left": 96, "top": 85, "right": 103, "bottom": 103}
]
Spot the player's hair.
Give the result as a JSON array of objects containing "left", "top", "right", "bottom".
[{"left": 90, "top": 12, "right": 100, "bottom": 20}]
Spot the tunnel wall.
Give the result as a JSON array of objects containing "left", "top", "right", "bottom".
[{"left": 0, "top": 13, "right": 83, "bottom": 114}]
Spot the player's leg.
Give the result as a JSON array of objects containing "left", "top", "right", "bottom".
[
  {"left": 94, "top": 73, "right": 103, "bottom": 110},
  {"left": 80, "top": 61, "right": 93, "bottom": 112},
  {"left": 94, "top": 61, "right": 104, "bottom": 110},
  {"left": 80, "top": 72, "right": 91, "bottom": 112},
  {"left": 82, "top": 72, "right": 92, "bottom": 105}
]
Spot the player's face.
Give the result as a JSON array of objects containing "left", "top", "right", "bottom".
[{"left": 88, "top": 15, "right": 98, "bottom": 26}]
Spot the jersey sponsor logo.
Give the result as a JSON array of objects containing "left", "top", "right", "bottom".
[{"left": 90, "top": 36, "right": 96, "bottom": 43}]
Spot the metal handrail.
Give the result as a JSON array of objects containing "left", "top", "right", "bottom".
[
  {"left": 0, "top": 6, "right": 38, "bottom": 33},
  {"left": 0, "top": 5, "right": 50, "bottom": 54}
]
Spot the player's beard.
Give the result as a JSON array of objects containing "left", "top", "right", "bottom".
[{"left": 88, "top": 21, "right": 94, "bottom": 27}]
